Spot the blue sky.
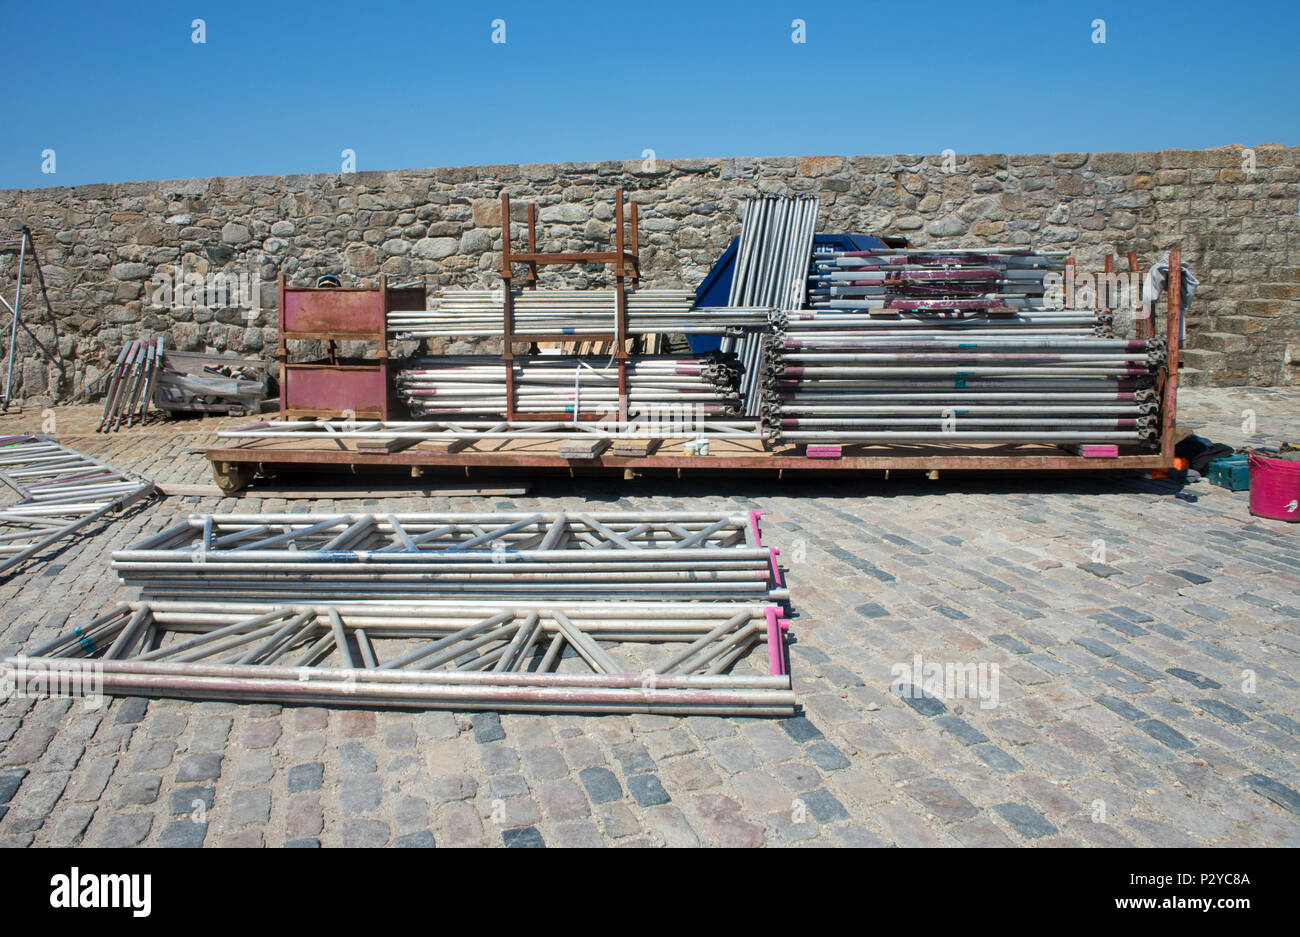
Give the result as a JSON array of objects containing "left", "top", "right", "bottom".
[{"left": 5, "top": 0, "right": 1298, "bottom": 189}]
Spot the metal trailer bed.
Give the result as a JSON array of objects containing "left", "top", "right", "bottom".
[{"left": 204, "top": 239, "right": 1185, "bottom": 494}]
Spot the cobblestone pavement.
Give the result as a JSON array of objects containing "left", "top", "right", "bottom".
[{"left": 1, "top": 387, "right": 1298, "bottom": 848}]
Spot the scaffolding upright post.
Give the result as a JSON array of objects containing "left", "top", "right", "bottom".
[
  {"left": 1, "top": 229, "right": 28, "bottom": 410},
  {"left": 500, "top": 191, "right": 517, "bottom": 421},
  {"left": 615, "top": 188, "right": 629, "bottom": 422},
  {"left": 1128, "top": 250, "right": 1149, "bottom": 340},
  {"left": 1160, "top": 248, "right": 1183, "bottom": 462}
]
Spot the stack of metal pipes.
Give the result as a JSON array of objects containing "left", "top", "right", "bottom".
[
  {"left": 112, "top": 511, "right": 788, "bottom": 604},
  {"left": 762, "top": 247, "right": 1162, "bottom": 446},
  {"left": 11, "top": 599, "right": 795, "bottom": 715},
  {"left": 395, "top": 354, "right": 743, "bottom": 418},
  {"left": 97, "top": 337, "right": 164, "bottom": 432},
  {"left": 388, "top": 290, "right": 769, "bottom": 339},
  {"left": 723, "top": 195, "right": 819, "bottom": 414}
]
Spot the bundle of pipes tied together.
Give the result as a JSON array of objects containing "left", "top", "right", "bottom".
[
  {"left": 396, "top": 354, "right": 743, "bottom": 417},
  {"left": 724, "top": 195, "right": 819, "bottom": 415},
  {"left": 762, "top": 247, "right": 1165, "bottom": 446},
  {"left": 11, "top": 598, "right": 795, "bottom": 715},
  {"left": 388, "top": 289, "right": 770, "bottom": 339}
]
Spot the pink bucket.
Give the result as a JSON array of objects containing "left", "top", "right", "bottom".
[{"left": 1248, "top": 452, "right": 1300, "bottom": 522}]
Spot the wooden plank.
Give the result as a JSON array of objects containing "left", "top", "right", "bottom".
[
  {"left": 416, "top": 437, "right": 475, "bottom": 454},
  {"left": 610, "top": 438, "right": 662, "bottom": 457},
  {"left": 355, "top": 437, "right": 418, "bottom": 454},
  {"left": 558, "top": 438, "right": 612, "bottom": 459}
]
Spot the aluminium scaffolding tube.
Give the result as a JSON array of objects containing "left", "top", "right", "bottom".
[
  {"left": 396, "top": 354, "right": 743, "bottom": 418},
  {"left": 724, "top": 196, "right": 819, "bottom": 416},
  {"left": 0, "top": 230, "right": 29, "bottom": 410},
  {"left": 218, "top": 418, "right": 764, "bottom": 443}
]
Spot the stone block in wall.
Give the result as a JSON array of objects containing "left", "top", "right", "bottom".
[
  {"left": 1180, "top": 348, "right": 1225, "bottom": 373},
  {"left": 1090, "top": 153, "right": 1136, "bottom": 175}
]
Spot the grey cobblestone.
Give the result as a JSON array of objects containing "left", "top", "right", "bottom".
[
  {"left": 288, "top": 763, "right": 323, "bottom": 793},
  {"left": 157, "top": 819, "right": 207, "bottom": 848},
  {"left": 170, "top": 786, "right": 214, "bottom": 816},
  {"left": 98, "top": 813, "right": 153, "bottom": 847},
  {"left": 117, "top": 775, "right": 161, "bottom": 806},
  {"left": 338, "top": 775, "right": 382, "bottom": 815},
  {"left": 502, "top": 826, "right": 545, "bottom": 848},
  {"left": 229, "top": 789, "right": 272, "bottom": 827},
  {"left": 176, "top": 753, "right": 222, "bottom": 783}
]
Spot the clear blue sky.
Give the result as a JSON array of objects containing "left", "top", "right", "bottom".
[{"left": 5, "top": 0, "right": 1298, "bottom": 189}]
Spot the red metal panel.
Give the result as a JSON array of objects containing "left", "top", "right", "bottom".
[
  {"left": 283, "top": 289, "right": 383, "bottom": 336},
  {"left": 283, "top": 366, "right": 388, "bottom": 417}
]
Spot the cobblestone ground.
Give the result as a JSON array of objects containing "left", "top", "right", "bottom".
[{"left": 1, "top": 387, "right": 1297, "bottom": 848}]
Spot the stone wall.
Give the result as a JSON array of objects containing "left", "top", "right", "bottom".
[{"left": 1, "top": 145, "right": 1297, "bottom": 405}]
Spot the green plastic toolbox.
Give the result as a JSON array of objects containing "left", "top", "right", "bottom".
[{"left": 1208, "top": 454, "right": 1250, "bottom": 491}]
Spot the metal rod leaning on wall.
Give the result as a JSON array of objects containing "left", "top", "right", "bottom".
[{"left": 0, "top": 230, "right": 27, "bottom": 411}]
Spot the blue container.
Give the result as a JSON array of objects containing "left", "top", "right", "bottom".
[
  {"left": 1208, "top": 455, "right": 1250, "bottom": 491},
  {"left": 687, "top": 233, "right": 891, "bottom": 353}
]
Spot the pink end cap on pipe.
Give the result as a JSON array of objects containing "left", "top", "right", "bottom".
[{"left": 764, "top": 607, "right": 786, "bottom": 675}]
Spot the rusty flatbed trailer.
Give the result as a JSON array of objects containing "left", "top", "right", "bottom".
[
  {"left": 204, "top": 435, "right": 1173, "bottom": 493},
  {"left": 204, "top": 247, "right": 1184, "bottom": 495}
]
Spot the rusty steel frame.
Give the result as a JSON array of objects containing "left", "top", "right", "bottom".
[
  {"left": 277, "top": 274, "right": 422, "bottom": 422},
  {"left": 500, "top": 188, "right": 641, "bottom": 422}
]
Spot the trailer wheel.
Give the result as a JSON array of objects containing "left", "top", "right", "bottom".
[{"left": 211, "top": 461, "right": 252, "bottom": 494}]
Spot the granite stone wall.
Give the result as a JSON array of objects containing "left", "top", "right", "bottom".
[{"left": 1, "top": 145, "right": 1297, "bottom": 405}]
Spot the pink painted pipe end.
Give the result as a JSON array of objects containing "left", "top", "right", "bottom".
[{"left": 764, "top": 607, "right": 786, "bottom": 676}]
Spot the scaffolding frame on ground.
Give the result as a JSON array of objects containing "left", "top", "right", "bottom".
[
  {"left": 0, "top": 434, "right": 157, "bottom": 577},
  {"left": 6, "top": 599, "right": 795, "bottom": 715},
  {"left": 112, "top": 510, "right": 788, "bottom": 604}
]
